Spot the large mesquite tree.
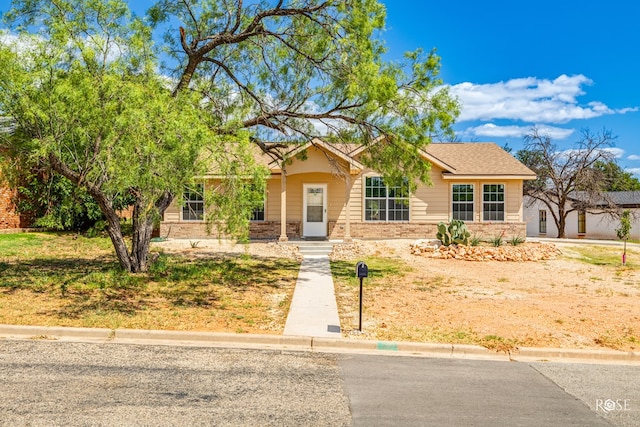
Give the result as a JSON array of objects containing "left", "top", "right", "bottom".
[{"left": 1, "top": 0, "right": 459, "bottom": 272}]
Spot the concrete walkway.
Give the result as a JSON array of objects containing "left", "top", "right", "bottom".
[{"left": 283, "top": 249, "right": 342, "bottom": 339}]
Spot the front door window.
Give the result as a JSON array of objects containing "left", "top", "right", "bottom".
[
  {"left": 303, "top": 184, "right": 327, "bottom": 237},
  {"left": 306, "top": 188, "right": 324, "bottom": 223}
]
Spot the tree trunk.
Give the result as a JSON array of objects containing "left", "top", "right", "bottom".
[
  {"left": 104, "top": 211, "right": 133, "bottom": 272},
  {"left": 47, "top": 152, "right": 177, "bottom": 273},
  {"left": 48, "top": 153, "right": 135, "bottom": 271},
  {"left": 556, "top": 216, "right": 566, "bottom": 238},
  {"left": 129, "top": 201, "right": 156, "bottom": 273},
  {"left": 127, "top": 191, "right": 174, "bottom": 273},
  {"left": 555, "top": 205, "right": 566, "bottom": 238}
]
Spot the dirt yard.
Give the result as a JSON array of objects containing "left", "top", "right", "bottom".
[{"left": 332, "top": 240, "right": 640, "bottom": 353}]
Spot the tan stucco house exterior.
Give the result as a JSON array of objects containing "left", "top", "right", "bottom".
[{"left": 160, "top": 140, "right": 536, "bottom": 241}]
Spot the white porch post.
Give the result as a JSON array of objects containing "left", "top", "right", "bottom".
[
  {"left": 343, "top": 174, "right": 352, "bottom": 242},
  {"left": 279, "top": 171, "right": 288, "bottom": 242}
]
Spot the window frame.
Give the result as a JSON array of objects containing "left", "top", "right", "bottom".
[
  {"left": 182, "top": 183, "right": 205, "bottom": 222},
  {"left": 452, "top": 184, "right": 474, "bottom": 222},
  {"left": 482, "top": 183, "right": 505, "bottom": 222},
  {"left": 539, "top": 210, "right": 547, "bottom": 234},
  {"left": 578, "top": 210, "right": 586, "bottom": 234},
  {"left": 250, "top": 187, "right": 266, "bottom": 222},
  {"left": 250, "top": 204, "right": 265, "bottom": 222},
  {"left": 364, "top": 176, "right": 410, "bottom": 222}
]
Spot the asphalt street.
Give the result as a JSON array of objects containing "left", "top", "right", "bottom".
[{"left": 0, "top": 340, "right": 638, "bottom": 426}]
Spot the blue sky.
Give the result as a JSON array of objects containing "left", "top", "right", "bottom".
[
  {"left": 381, "top": 0, "right": 640, "bottom": 174},
  {"left": 2, "top": 0, "right": 639, "bottom": 174}
]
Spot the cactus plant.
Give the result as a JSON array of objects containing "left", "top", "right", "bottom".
[{"left": 436, "top": 219, "right": 471, "bottom": 246}]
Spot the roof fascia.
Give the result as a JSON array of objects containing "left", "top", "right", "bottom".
[
  {"left": 348, "top": 135, "right": 387, "bottom": 158},
  {"left": 441, "top": 173, "right": 537, "bottom": 180}
]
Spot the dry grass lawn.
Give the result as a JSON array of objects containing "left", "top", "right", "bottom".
[{"left": 0, "top": 233, "right": 299, "bottom": 334}]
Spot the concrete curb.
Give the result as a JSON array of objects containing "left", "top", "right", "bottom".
[
  {"left": 1, "top": 324, "right": 638, "bottom": 364},
  {"left": 114, "top": 328, "right": 312, "bottom": 350},
  {"left": 512, "top": 346, "right": 640, "bottom": 363},
  {"left": 0, "top": 324, "right": 114, "bottom": 340}
]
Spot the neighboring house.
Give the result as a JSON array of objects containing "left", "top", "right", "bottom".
[
  {"left": 160, "top": 140, "right": 537, "bottom": 241},
  {"left": 0, "top": 182, "right": 26, "bottom": 230},
  {"left": 524, "top": 192, "right": 640, "bottom": 240},
  {"left": 0, "top": 119, "right": 24, "bottom": 230}
]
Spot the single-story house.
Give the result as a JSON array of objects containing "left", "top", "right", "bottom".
[
  {"left": 160, "top": 139, "right": 537, "bottom": 241},
  {"left": 525, "top": 192, "right": 640, "bottom": 240}
]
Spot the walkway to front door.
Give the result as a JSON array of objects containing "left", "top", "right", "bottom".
[{"left": 283, "top": 241, "right": 341, "bottom": 338}]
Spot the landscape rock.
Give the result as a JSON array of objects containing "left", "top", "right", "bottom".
[{"left": 409, "top": 241, "right": 561, "bottom": 262}]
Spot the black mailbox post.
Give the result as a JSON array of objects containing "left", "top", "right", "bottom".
[{"left": 356, "top": 261, "right": 368, "bottom": 331}]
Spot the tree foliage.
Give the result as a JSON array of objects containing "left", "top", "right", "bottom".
[
  {"left": 1, "top": 0, "right": 459, "bottom": 272},
  {"left": 616, "top": 209, "right": 632, "bottom": 265},
  {"left": 516, "top": 127, "right": 618, "bottom": 238},
  {"left": 1, "top": 2, "right": 261, "bottom": 272},
  {"left": 592, "top": 160, "right": 640, "bottom": 192},
  {"left": 616, "top": 209, "right": 632, "bottom": 241},
  {"left": 146, "top": 0, "right": 458, "bottom": 188}
]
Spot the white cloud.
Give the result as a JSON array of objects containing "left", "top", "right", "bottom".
[
  {"left": 558, "top": 147, "right": 625, "bottom": 160},
  {"left": 628, "top": 154, "right": 640, "bottom": 161},
  {"left": 0, "top": 30, "right": 41, "bottom": 53},
  {"left": 605, "top": 147, "right": 625, "bottom": 159},
  {"left": 464, "top": 123, "right": 574, "bottom": 139},
  {"left": 449, "top": 74, "right": 638, "bottom": 123},
  {"left": 626, "top": 168, "right": 640, "bottom": 176}
]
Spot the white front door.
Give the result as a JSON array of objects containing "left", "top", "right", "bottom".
[{"left": 303, "top": 184, "right": 327, "bottom": 237}]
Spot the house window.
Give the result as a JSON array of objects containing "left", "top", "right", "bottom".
[
  {"left": 482, "top": 184, "right": 504, "bottom": 221},
  {"left": 251, "top": 204, "right": 265, "bottom": 221},
  {"left": 182, "top": 184, "right": 204, "bottom": 221},
  {"left": 539, "top": 210, "right": 547, "bottom": 234},
  {"left": 364, "top": 176, "right": 409, "bottom": 221},
  {"left": 249, "top": 185, "right": 265, "bottom": 221},
  {"left": 578, "top": 210, "right": 586, "bottom": 234},
  {"left": 452, "top": 184, "right": 474, "bottom": 221}
]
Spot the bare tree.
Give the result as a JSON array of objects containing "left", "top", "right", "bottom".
[{"left": 516, "top": 128, "right": 618, "bottom": 238}]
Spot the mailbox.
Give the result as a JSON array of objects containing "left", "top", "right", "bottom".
[{"left": 356, "top": 261, "right": 368, "bottom": 278}]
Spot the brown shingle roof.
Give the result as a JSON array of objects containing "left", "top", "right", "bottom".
[
  {"left": 240, "top": 139, "right": 535, "bottom": 178},
  {"left": 424, "top": 142, "right": 536, "bottom": 177}
]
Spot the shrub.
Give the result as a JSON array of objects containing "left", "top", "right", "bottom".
[
  {"left": 489, "top": 235, "right": 503, "bottom": 247},
  {"left": 85, "top": 220, "right": 107, "bottom": 238},
  {"left": 509, "top": 236, "right": 525, "bottom": 246}
]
